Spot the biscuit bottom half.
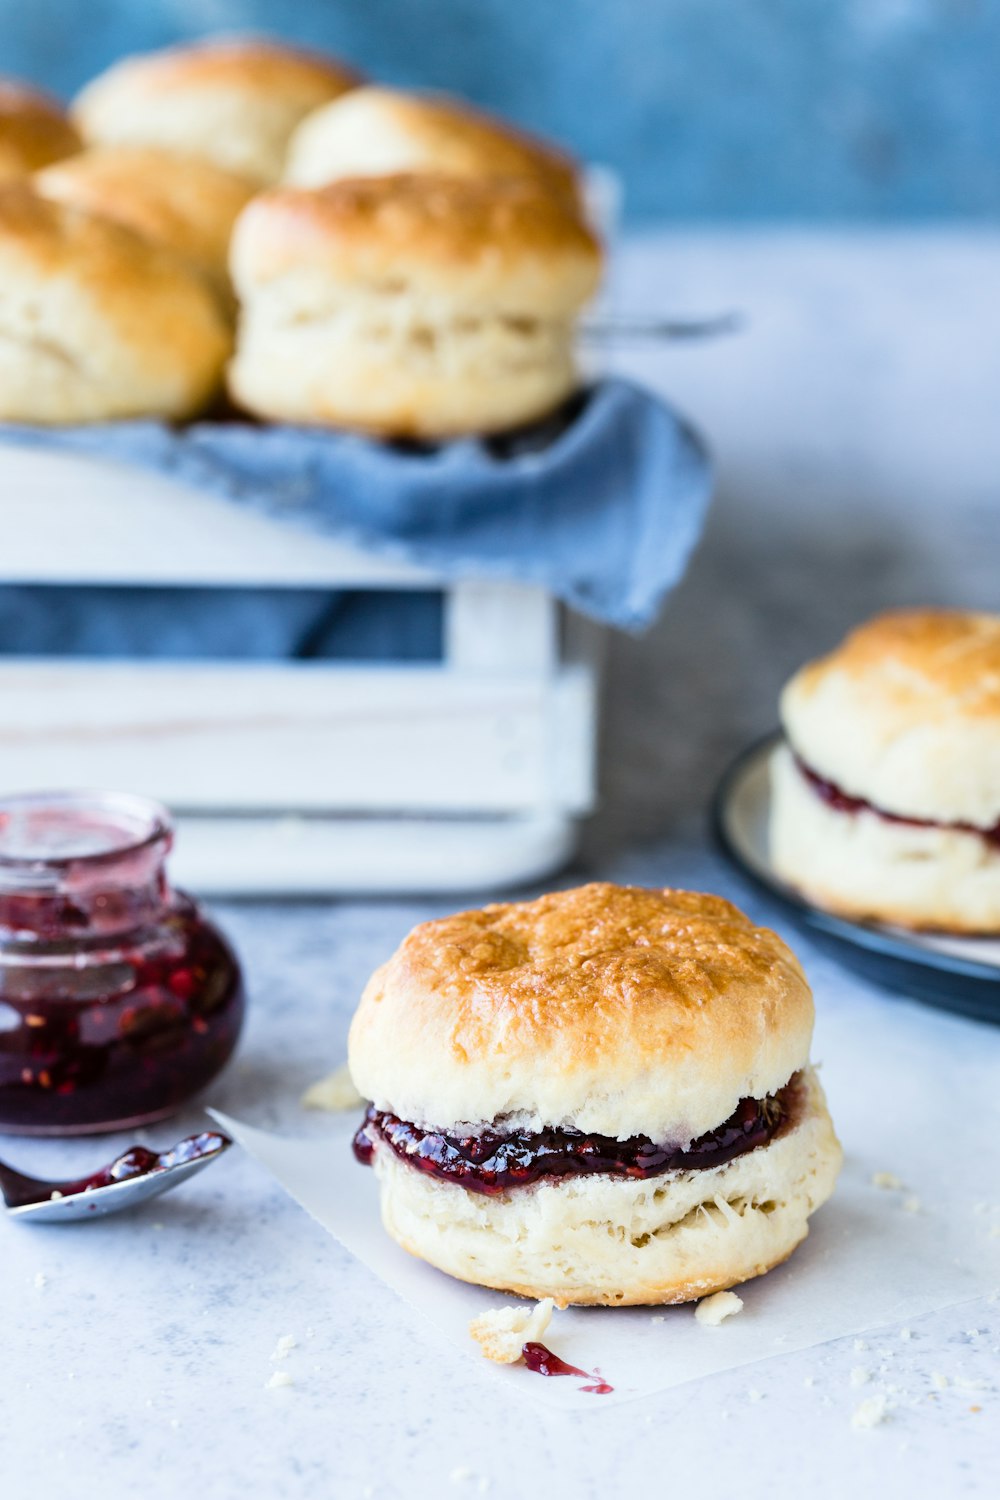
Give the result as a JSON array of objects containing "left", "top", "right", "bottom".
[
  {"left": 770, "top": 744, "right": 1000, "bottom": 933},
  {"left": 366, "top": 1067, "right": 840, "bottom": 1306}
]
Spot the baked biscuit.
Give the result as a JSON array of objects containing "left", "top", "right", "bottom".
[
  {"left": 0, "top": 80, "right": 81, "bottom": 181},
  {"left": 36, "top": 146, "right": 255, "bottom": 304},
  {"left": 349, "top": 883, "right": 841, "bottom": 1305},
  {"left": 0, "top": 185, "right": 231, "bottom": 422},
  {"left": 228, "top": 172, "right": 602, "bottom": 437},
  {"left": 285, "top": 85, "right": 580, "bottom": 205},
  {"left": 772, "top": 609, "right": 1000, "bottom": 931},
  {"left": 73, "top": 36, "right": 360, "bottom": 184}
]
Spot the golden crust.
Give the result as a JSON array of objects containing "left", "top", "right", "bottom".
[
  {"left": 73, "top": 37, "right": 361, "bottom": 183},
  {"left": 285, "top": 85, "right": 580, "bottom": 203},
  {"left": 0, "top": 80, "right": 82, "bottom": 181},
  {"left": 75, "top": 36, "right": 360, "bottom": 108},
  {"left": 782, "top": 609, "right": 1000, "bottom": 826},
  {"left": 348, "top": 883, "right": 815, "bottom": 1143},
  {"left": 35, "top": 146, "right": 255, "bottom": 294},
  {"left": 0, "top": 185, "right": 231, "bottom": 421},
  {"left": 230, "top": 172, "right": 601, "bottom": 309},
  {"left": 791, "top": 609, "right": 1000, "bottom": 720}
]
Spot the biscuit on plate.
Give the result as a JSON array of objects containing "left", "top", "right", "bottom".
[
  {"left": 772, "top": 609, "right": 1000, "bottom": 932},
  {"left": 0, "top": 79, "right": 81, "bottom": 181},
  {"left": 35, "top": 146, "right": 255, "bottom": 304},
  {"left": 349, "top": 883, "right": 841, "bottom": 1306},
  {"left": 227, "top": 172, "right": 602, "bottom": 438},
  {"left": 0, "top": 185, "right": 231, "bottom": 422},
  {"left": 73, "top": 36, "right": 360, "bottom": 184},
  {"left": 285, "top": 85, "right": 580, "bottom": 206}
]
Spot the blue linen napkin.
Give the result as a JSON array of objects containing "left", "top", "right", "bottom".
[{"left": 0, "top": 378, "right": 710, "bottom": 657}]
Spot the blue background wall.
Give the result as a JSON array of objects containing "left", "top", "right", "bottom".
[{"left": 4, "top": 0, "right": 1000, "bottom": 221}]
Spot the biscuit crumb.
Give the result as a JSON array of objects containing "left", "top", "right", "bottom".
[
  {"left": 899, "top": 1328, "right": 913, "bottom": 1341},
  {"left": 265, "top": 1370, "right": 293, "bottom": 1390},
  {"left": 271, "top": 1334, "right": 297, "bottom": 1362},
  {"left": 902, "top": 1197, "right": 921, "bottom": 1214},
  {"left": 850, "top": 1367, "right": 871, "bottom": 1387},
  {"left": 872, "top": 1172, "right": 904, "bottom": 1191},
  {"left": 746, "top": 1388, "right": 765, "bottom": 1402},
  {"left": 931, "top": 1372, "right": 949, "bottom": 1390},
  {"left": 851, "top": 1394, "right": 890, "bottom": 1429},
  {"left": 650, "top": 1315, "right": 665, "bottom": 1324},
  {"left": 695, "top": 1291, "right": 743, "bottom": 1327},
  {"left": 853, "top": 1339, "right": 869, "bottom": 1352},
  {"left": 33, "top": 1272, "right": 47, "bottom": 1290},
  {"left": 803, "top": 1376, "right": 815, "bottom": 1388},
  {"left": 300, "top": 1062, "right": 364, "bottom": 1113},
  {"left": 449, "top": 1468, "right": 474, "bottom": 1484},
  {"left": 469, "top": 1298, "right": 555, "bottom": 1364}
]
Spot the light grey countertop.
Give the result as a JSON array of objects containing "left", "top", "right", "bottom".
[{"left": 2, "top": 230, "right": 999, "bottom": 1499}]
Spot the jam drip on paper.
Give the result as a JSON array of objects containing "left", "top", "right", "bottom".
[
  {"left": 522, "top": 1342, "right": 613, "bottom": 1394},
  {"left": 795, "top": 755, "right": 1000, "bottom": 848},
  {"left": 352, "top": 1076, "right": 800, "bottom": 1196}
]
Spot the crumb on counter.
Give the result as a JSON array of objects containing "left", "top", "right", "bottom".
[
  {"left": 300, "top": 1062, "right": 365, "bottom": 1113},
  {"left": 469, "top": 1298, "right": 555, "bottom": 1364},
  {"left": 902, "top": 1197, "right": 921, "bottom": 1214},
  {"left": 271, "top": 1334, "right": 297, "bottom": 1362},
  {"left": 695, "top": 1291, "right": 744, "bottom": 1327},
  {"left": 931, "top": 1372, "right": 949, "bottom": 1390},
  {"left": 32, "top": 1272, "right": 47, "bottom": 1290},
  {"left": 850, "top": 1367, "right": 871, "bottom": 1387},
  {"left": 265, "top": 1370, "right": 293, "bottom": 1390},
  {"left": 900, "top": 1327, "right": 913, "bottom": 1341},
  {"left": 872, "top": 1172, "right": 904, "bottom": 1191},
  {"left": 851, "top": 1394, "right": 890, "bottom": 1429}
]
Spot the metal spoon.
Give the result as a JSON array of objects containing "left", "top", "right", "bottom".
[{"left": 0, "top": 1130, "right": 231, "bottom": 1223}]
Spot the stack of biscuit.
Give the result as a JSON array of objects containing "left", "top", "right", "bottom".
[{"left": 0, "top": 35, "right": 601, "bottom": 434}]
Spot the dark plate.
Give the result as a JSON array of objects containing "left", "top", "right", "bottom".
[{"left": 711, "top": 733, "right": 1000, "bottom": 1026}]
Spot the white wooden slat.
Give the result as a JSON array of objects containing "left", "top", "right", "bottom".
[
  {"left": 444, "top": 581, "right": 559, "bottom": 673},
  {"left": 0, "top": 659, "right": 594, "bottom": 814},
  {"left": 0, "top": 445, "right": 433, "bottom": 588},
  {"left": 169, "top": 811, "right": 577, "bottom": 895}
]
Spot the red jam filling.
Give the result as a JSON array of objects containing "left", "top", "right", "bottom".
[
  {"left": 795, "top": 754, "right": 1000, "bottom": 848},
  {"left": 522, "top": 1342, "right": 613, "bottom": 1394},
  {"left": 352, "top": 1076, "right": 800, "bottom": 1196}
]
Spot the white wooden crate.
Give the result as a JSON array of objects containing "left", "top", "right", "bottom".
[{"left": 0, "top": 442, "right": 601, "bottom": 894}]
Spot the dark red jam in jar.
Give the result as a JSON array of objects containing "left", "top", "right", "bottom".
[{"left": 0, "top": 791, "right": 245, "bottom": 1135}]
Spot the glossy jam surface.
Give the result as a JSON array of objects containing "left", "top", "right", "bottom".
[
  {"left": 522, "top": 1342, "right": 613, "bottom": 1394},
  {"left": 0, "top": 793, "right": 244, "bottom": 1136},
  {"left": 64, "top": 1131, "right": 227, "bottom": 1195},
  {"left": 353, "top": 1077, "right": 799, "bottom": 1196},
  {"left": 796, "top": 755, "right": 1000, "bottom": 848}
]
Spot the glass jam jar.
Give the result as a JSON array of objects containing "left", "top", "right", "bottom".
[{"left": 0, "top": 791, "right": 245, "bottom": 1135}]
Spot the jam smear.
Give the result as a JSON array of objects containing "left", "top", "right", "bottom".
[
  {"left": 63, "top": 1131, "right": 226, "bottom": 1195},
  {"left": 353, "top": 1078, "right": 799, "bottom": 1196},
  {"left": 522, "top": 1342, "right": 613, "bottom": 1394},
  {"left": 796, "top": 755, "right": 1000, "bottom": 848}
]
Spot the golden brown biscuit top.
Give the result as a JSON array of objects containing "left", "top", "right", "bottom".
[
  {"left": 348, "top": 883, "right": 814, "bottom": 1141},
  {"left": 395, "top": 882, "right": 802, "bottom": 1017},
  {"left": 791, "top": 609, "right": 1000, "bottom": 721},
  {"left": 80, "top": 36, "right": 361, "bottom": 103},
  {"left": 231, "top": 173, "right": 601, "bottom": 307},
  {"left": 289, "top": 85, "right": 580, "bottom": 202},
  {"left": 0, "top": 80, "right": 82, "bottom": 178},
  {"left": 35, "top": 146, "right": 255, "bottom": 268}
]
